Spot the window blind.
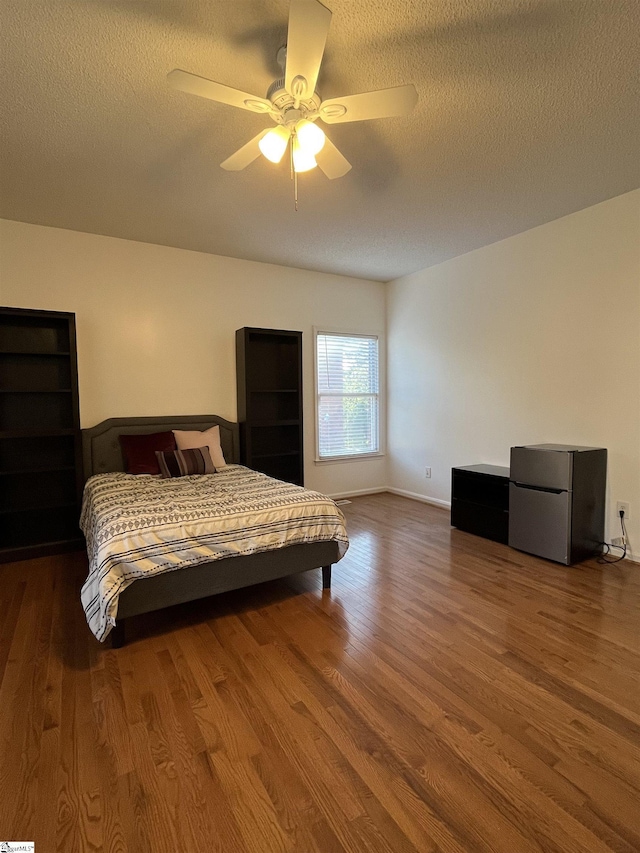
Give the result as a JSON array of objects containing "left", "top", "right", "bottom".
[{"left": 316, "top": 332, "right": 379, "bottom": 459}]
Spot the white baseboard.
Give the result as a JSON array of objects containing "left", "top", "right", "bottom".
[
  {"left": 326, "top": 487, "right": 387, "bottom": 500},
  {"left": 386, "top": 490, "right": 640, "bottom": 564},
  {"left": 386, "top": 487, "right": 451, "bottom": 509},
  {"left": 328, "top": 488, "right": 640, "bottom": 565}
]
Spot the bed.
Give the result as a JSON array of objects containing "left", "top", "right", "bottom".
[{"left": 81, "top": 415, "right": 348, "bottom": 646}]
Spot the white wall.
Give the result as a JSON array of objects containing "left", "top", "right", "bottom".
[
  {"left": 3, "top": 191, "right": 638, "bottom": 554},
  {"left": 387, "top": 190, "right": 640, "bottom": 558},
  {"left": 0, "top": 219, "right": 387, "bottom": 497}
]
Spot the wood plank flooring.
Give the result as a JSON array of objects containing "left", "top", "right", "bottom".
[{"left": 1, "top": 492, "right": 640, "bottom": 852}]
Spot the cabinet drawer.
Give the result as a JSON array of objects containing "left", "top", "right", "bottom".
[
  {"left": 451, "top": 499, "right": 509, "bottom": 544},
  {"left": 452, "top": 471, "right": 509, "bottom": 510}
]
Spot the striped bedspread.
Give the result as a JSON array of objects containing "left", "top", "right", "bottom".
[{"left": 80, "top": 465, "right": 349, "bottom": 641}]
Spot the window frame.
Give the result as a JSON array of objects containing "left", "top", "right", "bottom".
[{"left": 313, "top": 326, "right": 385, "bottom": 464}]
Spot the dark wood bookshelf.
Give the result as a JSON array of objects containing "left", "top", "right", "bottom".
[
  {"left": 0, "top": 307, "right": 84, "bottom": 562},
  {"left": 236, "top": 327, "right": 304, "bottom": 486}
]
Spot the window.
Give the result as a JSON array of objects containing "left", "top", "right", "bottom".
[{"left": 315, "top": 331, "right": 381, "bottom": 460}]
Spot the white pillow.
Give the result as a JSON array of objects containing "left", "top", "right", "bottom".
[{"left": 173, "top": 425, "right": 227, "bottom": 469}]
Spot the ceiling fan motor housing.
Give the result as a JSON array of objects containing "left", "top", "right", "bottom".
[{"left": 266, "top": 78, "right": 321, "bottom": 125}]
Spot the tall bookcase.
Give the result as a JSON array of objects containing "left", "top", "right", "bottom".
[
  {"left": 0, "top": 307, "right": 83, "bottom": 562},
  {"left": 236, "top": 327, "right": 303, "bottom": 486}
]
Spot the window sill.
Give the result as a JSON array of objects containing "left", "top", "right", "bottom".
[{"left": 314, "top": 452, "right": 385, "bottom": 465}]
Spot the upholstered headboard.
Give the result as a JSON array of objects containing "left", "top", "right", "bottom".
[{"left": 82, "top": 415, "right": 240, "bottom": 479}]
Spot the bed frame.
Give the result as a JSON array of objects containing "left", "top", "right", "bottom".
[{"left": 82, "top": 415, "right": 338, "bottom": 646}]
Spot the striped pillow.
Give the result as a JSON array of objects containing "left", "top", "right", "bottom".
[{"left": 155, "top": 446, "right": 216, "bottom": 479}]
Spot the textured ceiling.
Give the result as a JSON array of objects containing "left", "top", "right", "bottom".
[{"left": 1, "top": 0, "right": 638, "bottom": 281}]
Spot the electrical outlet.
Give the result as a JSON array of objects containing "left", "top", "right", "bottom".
[
  {"left": 425, "top": 467, "right": 431, "bottom": 478},
  {"left": 617, "top": 501, "right": 630, "bottom": 520},
  {"left": 611, "top": 537, "right": 625, "bottom": 547}
]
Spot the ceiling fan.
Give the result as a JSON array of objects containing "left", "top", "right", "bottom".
[{"left": 167, "top": 0, "right": 418, "bottom": 193}]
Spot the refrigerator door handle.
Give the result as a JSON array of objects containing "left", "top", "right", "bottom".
[{"left": 511, "top": 481, "right": 565, "bottom": 495}]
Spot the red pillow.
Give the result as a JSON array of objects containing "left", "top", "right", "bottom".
[{"left": 119, "top": 431, "right": 177, "bottom": 475}]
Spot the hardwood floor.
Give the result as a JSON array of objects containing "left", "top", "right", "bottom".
[{"left": 1, "top": 492, "right": 639, "bottom": 852}]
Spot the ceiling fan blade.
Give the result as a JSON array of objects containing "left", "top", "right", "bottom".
[
  {"left": 319, "top": 84, "right": 418, "bottom": 124},
  {"left": 167, "top": 69, "right": 272, "bottom": 114},
  {"left": 220, "top": 130, "right": 270, "bottom": 171},
  {"left": 316, "top": 137, "right": 351, "bottom": 179},
  {"left": 285, "top": 0, "right": 332, "bottom": 101}
]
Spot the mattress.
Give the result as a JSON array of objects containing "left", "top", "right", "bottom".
[{"left": 80, "top": 465, "right": 349, "bottom": 641}]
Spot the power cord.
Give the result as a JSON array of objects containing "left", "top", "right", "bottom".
[{"left": 597, "top": 510, "right": 628, "bottom": 564}]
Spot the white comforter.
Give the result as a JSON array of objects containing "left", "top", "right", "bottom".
[{"left": 80, "top": 465, "right": 348, "bottom": 641}]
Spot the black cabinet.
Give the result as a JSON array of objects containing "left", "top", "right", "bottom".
[
  {"left": 236, "top": 327, "right": 303, "bottom": 486},
  {"left": 0, "top": 307, "right": 83, "bottom": 562},
  {"left": 451, "top": 464, "right": 510, "bottom": 544}
]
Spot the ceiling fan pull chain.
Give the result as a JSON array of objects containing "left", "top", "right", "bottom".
[
  {"left": 290, "top": 130, "right": 298, "bottom": 211},
  {"left": 290, "top": 133, "right": 294, "bottom": 182}
]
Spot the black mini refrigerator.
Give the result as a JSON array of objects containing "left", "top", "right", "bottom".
[{"left": 508, "top": 444, "right": 607, "bottom": 565}]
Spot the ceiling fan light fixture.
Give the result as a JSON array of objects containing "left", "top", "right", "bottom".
[
  {"left": 295, "top": 119, "right": 325, "bottom": 155},
  {"left": 167, "top": 0, "right": 418, "bottom": 191},
  {"left": 258, "top": 125, "right": 291, "bottom": 163},
  {"left": 292, "top": 138, "right": 317, "bottom": 172}
]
